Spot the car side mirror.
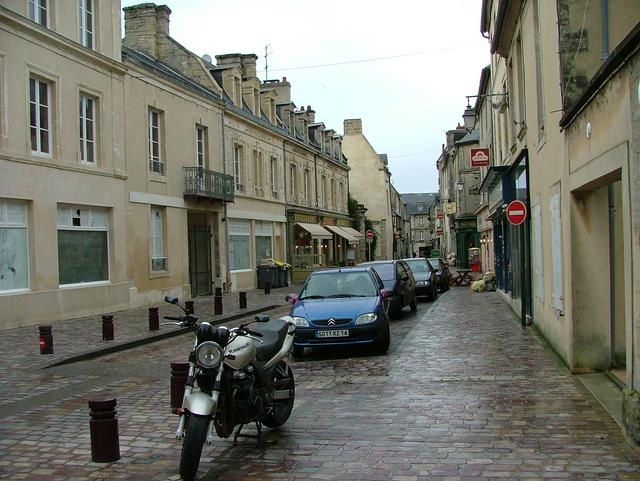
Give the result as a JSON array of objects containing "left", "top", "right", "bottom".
[
  {"left": 285, "top": 293, "right": 298, "bottom": 304},
  {"left": 380, "top": 288, "right": 391, "bottom": 299},
  {"left": 164, "top": 295, "right": 178, "bottom": 305}
]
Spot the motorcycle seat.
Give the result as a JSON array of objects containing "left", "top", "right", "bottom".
[{"left": 253, "top": 319, "right": 290, "bottom": 362}]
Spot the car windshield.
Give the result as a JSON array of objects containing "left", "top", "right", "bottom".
[
  {"left": 300, "top": 271, "right": 378, "bottom": 298},
  {"left": 428, "top": 258, "right": 442, "bottom": 269},
  {"left": 405, "top": 259, "right": 431, "bottom": 273},
  {"left": 362, "top": 263, "right": 394, "bottom": 281}
]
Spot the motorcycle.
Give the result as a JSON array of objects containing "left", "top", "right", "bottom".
[{"left": 162, "top": 296, "right": 297, "bottom": 480}]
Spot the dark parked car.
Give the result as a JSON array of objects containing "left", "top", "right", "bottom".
[
  {"left": 428, "top": 257, "right": 451, "bottom": 292},
  {"left": 403, "top": 257, "right": 438, "bottom": 301},
  {"left": 286, "top": 266, "right": 391, "bottom": 358},
  {"left": 357, "top": 260, "right": 417, "bottom": 318}
]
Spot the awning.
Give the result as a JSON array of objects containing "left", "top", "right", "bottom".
[
  {"left": 339, "top": 226, "right": 365, "bottom": 239},
  {"left": 324, "top": 225, "right": 359, "bottom": 244},
  {"left": 295, "top": 222, "right": 332, "bottom": 239}
]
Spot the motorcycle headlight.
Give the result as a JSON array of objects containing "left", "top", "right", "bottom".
[
  {"left": 355, "top": 313, "right": 377, "bottom": 325},
  {"left": 292, "top": 316, "right": 309, "bottom": 327},
  {"left": 195, "top": 341, "right": 223, "bottom": 369}
]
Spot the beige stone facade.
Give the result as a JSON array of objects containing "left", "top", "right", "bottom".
[
  {"left": 342, "top": 119, "right": 393, "bottom": 260},
  {"left": 0, "top": 2, "right": 130, "bottom": 329},
  {"left": 478, "top": 0, "right": 640, "bottom": 441}
]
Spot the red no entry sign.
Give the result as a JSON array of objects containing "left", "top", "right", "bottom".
[
  {"left": 506, "top": 200, "right": 527, "bottom": 225},
  {"left": 365, "top": 229, "right": 374, "bottom": 239}
]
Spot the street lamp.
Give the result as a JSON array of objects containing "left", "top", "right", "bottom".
[{"left": 462, "top": 93, "right": 509, "bottom": 132}]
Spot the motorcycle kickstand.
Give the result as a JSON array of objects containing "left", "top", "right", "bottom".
[{"left": 232, "top": 421, "right": 263, "bottom": 446}]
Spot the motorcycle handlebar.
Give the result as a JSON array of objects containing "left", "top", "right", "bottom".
[
  {"left": 163, "top": 315, "right": 182, "bottom": 321},
  {"left": 244, "top": 328, "right": 263, "bottom": 338}
]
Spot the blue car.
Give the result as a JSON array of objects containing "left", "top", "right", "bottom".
[{"left": 286, "top": 267, "right": 391, "bottom": 358}]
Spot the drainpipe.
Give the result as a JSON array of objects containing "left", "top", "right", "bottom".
[
  {"left": 601, "top": 0, "right": 610, "bottom": 60},
  {"left": 221, "top": 109, "right": 231, "bottom": 292}
]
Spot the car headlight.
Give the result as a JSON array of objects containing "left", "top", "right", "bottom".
[
  {"left": 355, "top": 313, "right": 377, "bottom": 325},
  {"left": 292, "top": 316, "right": 309, "bottom": 327},
  {"left": 195, "top": 341, "right": 223, "bottom": 369},
  {"left": 416, "top": 281, "right": 424, "bottom": 286}
]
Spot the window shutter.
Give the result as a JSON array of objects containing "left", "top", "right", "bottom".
[{"left": 549, "top": 191, "right": 563, "bottom": 312}]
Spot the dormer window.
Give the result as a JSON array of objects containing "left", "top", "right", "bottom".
[
  {"left": 234, "top": 77, "right": 242, "bottom": 106},
  {"left": 254, "top": 90, "right": 260, "bottom": 116}
]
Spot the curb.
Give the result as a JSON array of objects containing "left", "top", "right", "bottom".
[{"left": 43, "top": 304, "right": 282, "bottom": 369}]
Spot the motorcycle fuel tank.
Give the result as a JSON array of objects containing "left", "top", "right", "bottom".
[{"left": 224, "top": 335, "right": 256, "bottom": 369}]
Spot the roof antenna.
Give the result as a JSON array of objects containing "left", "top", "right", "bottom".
[{"left": 265, "top": 44, "right": 273, "bottom": 79}]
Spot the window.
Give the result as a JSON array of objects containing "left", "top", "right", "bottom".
[
  {"left": 269, "top": 156, "right": 278, "bottom": 197},
  {"left": 57, "top": 205, "right": 108, "bottom": 285},
  {"left": 322, "top": 175, "right": 327, "bottom": 208},
  {"left": 532, "top": 201, "right": 544, "bottom": 303},
  {"left": 533, "top": 0, "right": 545, "bottom": 140},
  {"left": 195, "top": 125, "right": 207, "bottom": 169},
  {"left": 29, "top": 77, "right": 51, "bottom": 155},
  {"left": 419, "top": 217, "right": 424, "bottom": 227},
  {"left": 229, "top": 219, "right": 250, "bottom": 271},
  {"left": 0, "top": 200, "right": 29, "bottom": 291},
  {"left": 79, "top": 94, "right": 96, "bottom": 164},
  {"left": 150, "top": 206, "right": 166, "bottom": 271},
  {"left": 330, "top": 179, "right": 336, "bottom": 209},
  {"left": 78, "top": 0, "right": 94, "bottom": 49},
  {"left": 148, "top": 108, "right": 164, "bottom": 175},
  {"left": 289, "top": 164, "right": 297, "bottom": 202},
  {"left": 255, "top": 221, "right": 272, "bottom": 263},
  {"left": 253, "top": 150, "right": 263, "bottom": 196},
  {"left": 338, "top": 182, "right": 344, "bottom": 211},
  {"left": 234, "top": 145, "right": 243, "bottom": 191},
  {"left": 419, "top": 230, "right": 424, "bottom": 241},
  {"left": 303, "top": 169, "right": 310, "bottom": 204},
  {"left": 29, "top": 0, "right": 48, "bottom": 27}
]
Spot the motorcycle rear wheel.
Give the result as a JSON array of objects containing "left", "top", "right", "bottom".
[
  {"left": 263, "top": 362, "right": 295, "bottom": 428},
  {"left": 179, "top": 414, "right": 209, "bottom": 480}
]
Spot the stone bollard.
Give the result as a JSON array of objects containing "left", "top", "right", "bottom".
[
  {"left": 88, "top": 396, "right": 120, "bottom": 462},
  {"left": 39, "top": 325, "right": 54, "bottom": 355},
  {"left": 148, "top": 307, "right": 159, "bottom": 331},
  {"left": 101, "top": 315, "right": 114, "bottom": 341},
  {"left": 214, "top": 287, "right": 223, "bottom": 315},
  {"left": 185, "top": 300, "right": 194, "bottom": 315},
  {"left": 170, "top": 360, "right": 189, "bottom": 413},
  {"left": 264, "top": 281, "right": 271, "bottom": 295},
  {"left": 239, "top": 291, "right": 247, "bottom": 309}
]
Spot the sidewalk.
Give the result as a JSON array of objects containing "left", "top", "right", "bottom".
[{"left": 0, "top": 283, "right": 301, "bottom": 370}]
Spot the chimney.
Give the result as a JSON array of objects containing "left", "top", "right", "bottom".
[
  {"left": 123, "top": 4, "right": 171, "bottom": 59},
  {"left": 306, "top": 105, "right": 315, "bottom": 123},
  {"left": 241, "top": 54, "right": 258, "bottom": 79},
  {"left": 344, "top": 119, "right": 362, "bottom": 135},
  {"left": 215, "top": 53, "right": 243, "bottom": 68},
  {"left": 268, "top": 77, "right": 291, "bottom": 103}
]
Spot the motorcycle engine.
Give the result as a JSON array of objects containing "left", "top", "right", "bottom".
[{"left": 234, "top": 366, "right": 266, "bottom": 422}]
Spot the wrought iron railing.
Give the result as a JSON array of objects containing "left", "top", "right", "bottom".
[{"left": 183, "top": 167, "right": 234, "bottom": 202}]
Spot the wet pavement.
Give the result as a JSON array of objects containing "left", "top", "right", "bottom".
[{"left": 1, "top": 286, "right": 639, "bottom": 480}]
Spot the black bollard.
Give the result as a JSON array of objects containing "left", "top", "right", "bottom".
[
  {"left": 102, "top": 315, "right": 114, "bottom": 341},
  {"left": 214, "top": 287, "right": 223, "bottom": 315},
  {"left": 170, "top": 360, "right": 189, "bottom": 413},
  {"left": 185, "top": 300, "right": 194, "bottom": 315},
  {"left": 264, "top": 281, "right": 271, "bottom": 295},
  {"left": 88, "top": 396, "right": 120, "bottom": 462},
  {"left": 239, "top": 291, "right": 247, "bottom": 309},
  {"left": 39, "top": 325, "right": 53, "bottom": 355},
  {"left": 148, "top": 307, "right": 159, "bottom": 331}
]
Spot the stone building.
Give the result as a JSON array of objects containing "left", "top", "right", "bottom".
[
  {"left": 0, "top": 1, "right": 130, "bottom": 328},
  {"left": 477, "top": 0, "right": 640, "bottom": 441},
  {"left": 401, "top": 193, "right": 439, "bottom": 258},
  {"left": 342, "top": 119, "right": 394, "bottom": 260}
]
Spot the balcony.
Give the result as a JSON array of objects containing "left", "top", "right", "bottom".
[{"left": 184, "top": 167, "right": 234, "bottom": 202}]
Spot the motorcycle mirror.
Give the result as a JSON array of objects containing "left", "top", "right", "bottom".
[
  {"left": 164, "top": 296, "right": 179, "bottom": 305},
  {"left": 254, "top": 315, "right": 270, "bottom": 323},
  {"left": 285, "top": 293, "right": 298, "bottom": 304}
]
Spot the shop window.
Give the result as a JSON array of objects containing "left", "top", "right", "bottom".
[
  {"left": 229, "top": 219, "right": 250, "bottom": 271},
  {"left": 0, "top": 200, "right": 29, "bottom": 291},
  {"left": 57, "top": 205, "right": 108, "bottom": 285}
]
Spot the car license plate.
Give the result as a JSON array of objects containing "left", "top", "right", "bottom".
[{"left": 316, "top": 329, "right": 349, "bottom": 338}]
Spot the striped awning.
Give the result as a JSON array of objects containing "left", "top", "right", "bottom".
[
  {"left": 324, "top": 225, "right": 359, "bottom": 244},
  {"left": 339, "top": 226, "right": 365, "bottom": 239}
]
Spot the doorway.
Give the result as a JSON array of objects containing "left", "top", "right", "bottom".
[{"left": 188, "top": 222, "right": 213, "bottom": 297}]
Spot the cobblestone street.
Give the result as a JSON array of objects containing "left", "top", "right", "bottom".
[{"left": 1, "top": 287, "right": 639, "bottom": 480}]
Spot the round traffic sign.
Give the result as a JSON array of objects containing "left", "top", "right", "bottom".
[
  {"left": 506, "top": 200, "right": 527, "bottom": 225},
  {"left": 365, "top": 229, "right": 374, "bottom": 239}
]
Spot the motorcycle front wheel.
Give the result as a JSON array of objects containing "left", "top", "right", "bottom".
[
  {"left": 263, "top": 362, "right": 295, "bottom": 428},
  {"left": 179, "top": 413, "right": 209, "bottom": 480}
]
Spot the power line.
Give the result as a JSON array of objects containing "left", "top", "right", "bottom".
[{"left": 264, "top": 43, "right": 486, "bottom": 73}]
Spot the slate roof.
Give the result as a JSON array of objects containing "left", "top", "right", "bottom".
[{"left": 401, "top": 193, "right": 439, "bottom": 215}]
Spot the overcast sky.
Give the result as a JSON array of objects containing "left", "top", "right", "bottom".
[{"left": 121, "top": 0, "right": 489, "bottom": 194}]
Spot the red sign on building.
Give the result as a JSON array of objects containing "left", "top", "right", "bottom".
[
  {"left": 506, "top": 200, "right": 527, "bottom": 225},
  {"left": 470, "top": 148, "right": 490, "bottom": 167}
]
